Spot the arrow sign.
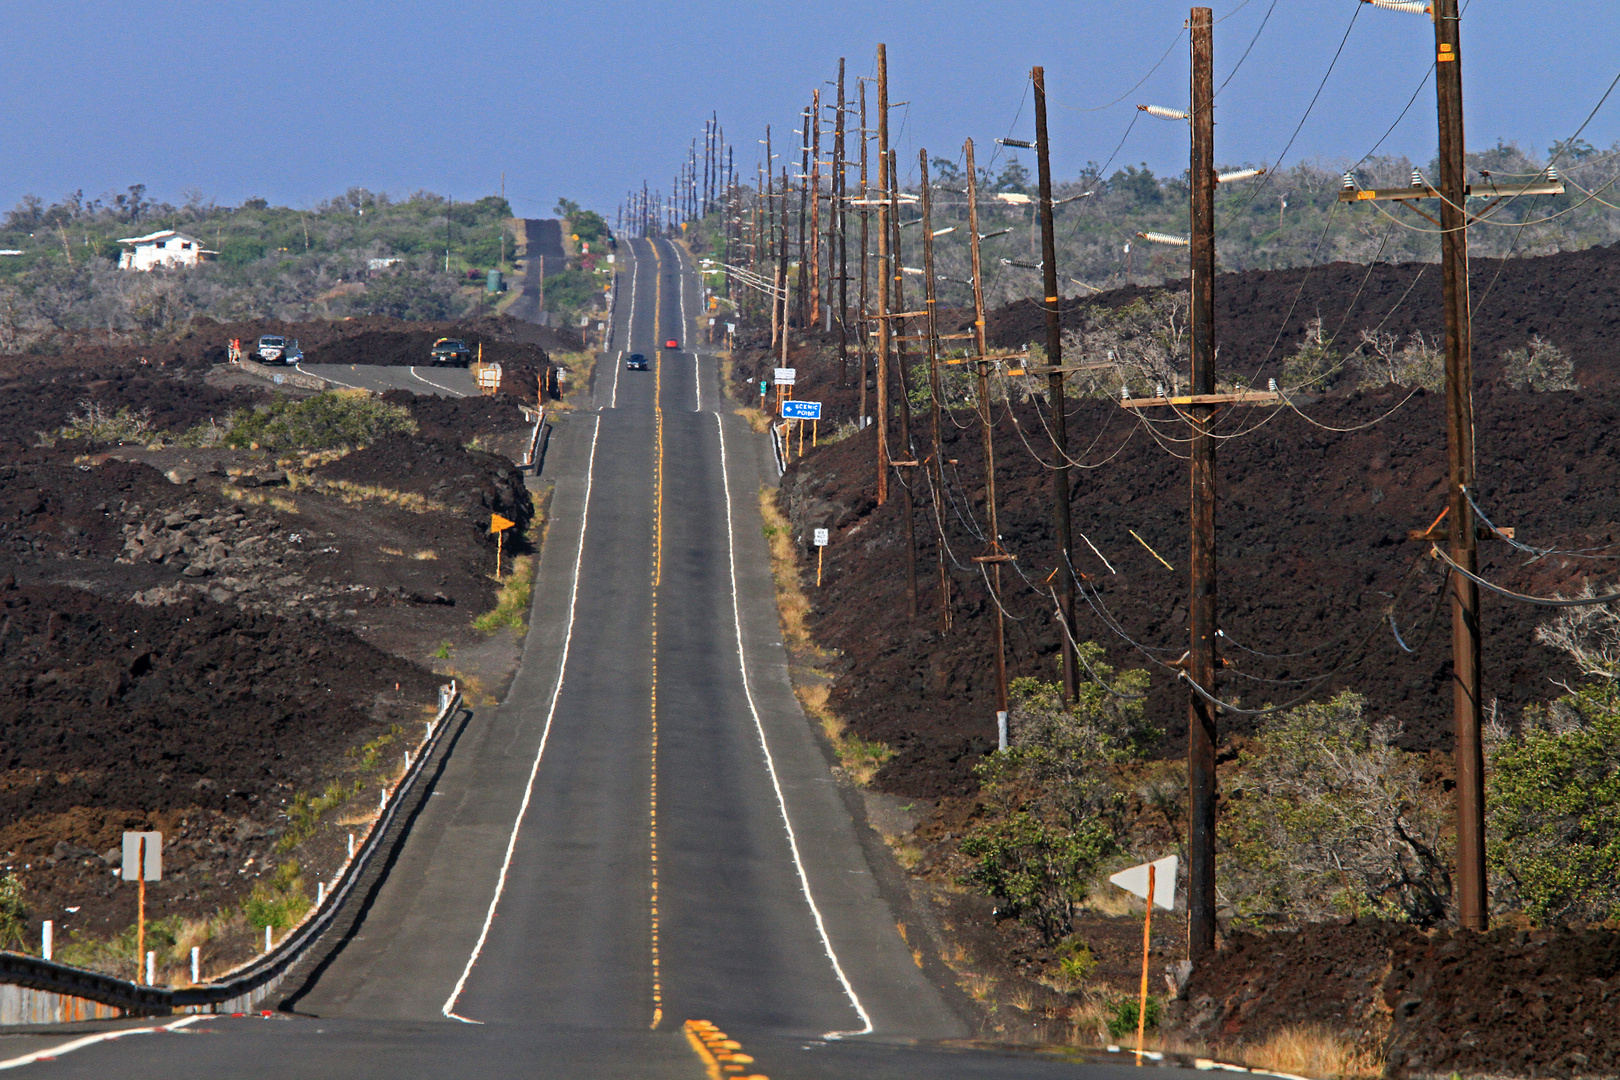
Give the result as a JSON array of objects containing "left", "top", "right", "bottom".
[
  {"left": 1109, "top": 854, "right": 1177, "bottom": 910},
  {"left": 781, "top": 400, "right": 822, "bottom": 420},
  {"left": 489, "top": 513, "right": 516, "bottom": 533}
]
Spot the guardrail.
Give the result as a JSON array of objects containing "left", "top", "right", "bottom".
[
  {"left": 0, "top": 682, "right": 463, "bottom": 1025},
  {"left": 521, "top": 406, "right": 548, "bottom": 471},
  {"left": 234, "top": 357, "right": 330, "bottom": 391}
]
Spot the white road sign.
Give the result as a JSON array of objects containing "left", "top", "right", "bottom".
[
  {"left": 773, "top": 367, "right": 797, "bottom": 385},
  {"left": 1108, "top": 854, "right": 1176, "bottom": 910},
  {"left": 121, "top": 831, "right": 162, "bottom": 882},
  {"left": 813, "top": 528, "right": 829, "bottom": 547}
]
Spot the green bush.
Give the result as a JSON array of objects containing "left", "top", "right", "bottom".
[
  {"left": 960, "top": 811, "right": 1118, "bottom": 941},
  {"left": 1489, "top": 683, "right": 1620, "bottom": 925},
  {"left": 1220, "top": 691, "right": 1450, "bottom": 925},
  {"left": 244, "top": 861, "right": 309, "bottom": 931},
  {"left": 0, "top": 872, "right": 27, "bottom": 951},
  {"left": 957, "top": 644, "right": 1149, "bottom": 942},
  {"left": 223, "top": 392, "right": 415, "bottom": 451},
  {"left": 217, "top": 237, "right": 267, "bottom": 267},
  {"left": 1106, "top": 995, "right": 1163, "bottom": 1039},
  {"left": 541, "top": 268, "right": 597, "bottom": 313}
]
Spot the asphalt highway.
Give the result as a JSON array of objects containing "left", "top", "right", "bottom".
[
  {"left": 5, "top": 239, "right": 1202, "bottom": 1080},
  {"left": 295, "top": 362, "right": 478, "bottom": 397}
]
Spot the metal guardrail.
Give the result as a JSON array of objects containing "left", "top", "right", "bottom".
[
  {"left": 521, "top": 407, "right": 547, "bottom": 471},
  {"left": 0, "top": 682, "right": 463, "bottom": 1024}
]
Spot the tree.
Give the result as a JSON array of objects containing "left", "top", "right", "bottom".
[
  {"left": 554, "top": 197, "right": 582, "bottom": 218},
  {"left": 1109, "top": 165, "right": 1163, "bottom": 205},
  {"left": 995, "top": 155, "right": 1031, "bottom": 194}
]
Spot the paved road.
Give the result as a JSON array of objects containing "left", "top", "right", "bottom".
[
  {"left": 295, "top": 363, "right": 478, "bottom": 398},
  {"left": 506, "top": 218, "right": 567, "bottom": 324},
  {"left": 6, "top": 239, "right": 1200, "bottom": 1080}
]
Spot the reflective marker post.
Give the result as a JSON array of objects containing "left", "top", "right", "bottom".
[{"left": 813, "top": 527, "right": 829, "bottom": 586}]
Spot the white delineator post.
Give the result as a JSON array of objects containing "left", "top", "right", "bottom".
[
  {"left": 191, "top": 946, "right": 200, "bottom": 984},
  {"left": 146, "top": 951, "right": 155, "bottom": 986},
  {"left": 42, "top": 920, "right": 52, "bottom": 961},
  {"left": 347, "top": 833, "right": 355, "bottom": 859},
  {"left": 317, "top": 881, "right": 326, "bottom": 905},
  {"left": 264, "top": 926, "right": 272, "bottom": 953}
]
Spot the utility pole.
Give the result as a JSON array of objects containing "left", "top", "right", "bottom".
[
  {"left": 1033, "top": 66, "right": 1080, "bottom": 702},
  {"left": 920, "top": 149, "right": 951, "bottom": 634},
  {"left": 810, "top": 89, "right": 822, "bottom": 333},
  {"left": 835, "top": 59, "right": 849, "bottom": 385},
  {"left": 858, "top": 78, "right": 872, "bottom": 428},
  {"left": 1186, "top": 6, "right": 1219, "bottom": 965},
  {"left": 966, "top": 137, "right": 1010, "bottom": 728},
  {"left": 874, "top": 46, "right": 891, "bottom": 506},
  {"left": 797, "top": 105, "right": 810, "bottom": 328},
  {"left": 889, "top": 147, "right": 919, "bottom": 619},
  {"left": 1433, "top": 0, "right": 1485, "bottom": 933},
  {"left": 779, "top": 166, "right": 791, "bottom": 365}
]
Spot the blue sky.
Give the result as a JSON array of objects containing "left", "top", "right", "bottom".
[{"left": 3, "top": 1, "right": 1616, "bottom": 220}]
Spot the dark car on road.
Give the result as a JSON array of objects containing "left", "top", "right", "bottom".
[
  {"left": 625, "top": 352, "right": 649, "bottom": 371},
  {"left": 430, "top": 338, "right": 472, "bottom": 367}
]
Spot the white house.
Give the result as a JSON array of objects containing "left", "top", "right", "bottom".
[{"left": 116, "top": 230, "right": 216, "bottom": 271}]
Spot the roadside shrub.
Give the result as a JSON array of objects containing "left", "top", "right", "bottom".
[
  {"left": 0, "top": 872, "right": 27, "bottom": 951},
  {"left": 957, "top": 646, "right": 1150, "bottom": 941},
  {"left": 1106, "top": 995, "right": 1162, "bottom": 1039},
  {"left": 1354, "top": 328, "right": 1444, "bottom": 391},
  {"left": 244, "top": 860, "right": 309, "bottom": 931},
  {"left": 1489, "top": 683, "right": 1620, "bottom": 925},
  {"left": 223, "top": 391, "right": 415, "bottom": 450},
  {"left": 1280, "top": 317, "right": 1345, "bottom": 392},
  {"left": 1500, "top": 334, "right": 1577, "bottom": 392},
  {"left": 1221, "top": 691, "right": 1451, "bottom": 924},
  {"left": 58, "top": 399, "right": 157, "bottom": 446}
]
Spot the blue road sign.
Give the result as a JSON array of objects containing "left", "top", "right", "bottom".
[{"left": 781, "top": 400, "right": 822, "bottom": 420}]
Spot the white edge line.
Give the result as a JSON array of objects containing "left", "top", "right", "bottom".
[
  {"left": 714, "top": 412, "right": 873, "bottom": 1039},
  {"left": 440, "top": 412, "right": 604, "bottom": 1023},
  {"left": 675, "top": 244, "right": 698, "bottom": 413},
  {"left": 611, "top": 247, "right": 636, "bottom": 410},
  {"left": 0, "top": 1015, "right": 204, "bottom": 1071},
  {"left": 409, "top": 366, "right": 469, "bottom": 398},
  {"left": 294, "top": 362, "right": 359, "bottom": 390}
]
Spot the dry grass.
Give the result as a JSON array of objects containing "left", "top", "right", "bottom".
[
  {"left": 960, "top": 972, "right": 997, "bottom": 1003},
  {"left": 472, "top": 556, "right": 535, "bottom": 633},
  {"left": 220, "top": 485, "right": 299, "bottom": 515},
  {"left": 882, "top": 832, "right": 925, "bottom": 870},
  {"left": 318, "top": 479, "right": 448, "bottom": 514},
  {"left": 379, "top": 546, "right": 404, "bottom": 556},
  {"left": 412, "top": 549, "right": 438, "bottom": 560},
  {"left": 736, "top": 406, "right": 771, "bottom": 434},
  {"left": 757, "top": 486, "right": 895, "bottom": 785},
  {"left": 548, "top": 350, "right": 597, "bottom": 411},
  {"left": 1233, "top": 1025, "right": 1383, "bottom": 1079}
]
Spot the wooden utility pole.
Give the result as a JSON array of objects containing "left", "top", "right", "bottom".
[
  {"left": 779, "top": 166, "right": 791, "bottom": 364},
  {"left": 1032, "top": 66, "right": 1080, "bottom": 702},
  {"left": 858, "top": 78, "right": 872, "bottom": 427},
  {"left": 797, "top": 105, "right": 810, "bottom": 328},
  {"left": 920, "top": 150, "right": 951, "bottom": 634},
  {"left": 874, "top": 46, "right": 891, "bottom": 506},
  {"left": 1433, "top": 0, "right": 1485, "bottom": 932},
  {"left": 835, "top": 59, "right": 850, "bottom": 385},
  {"left": 1186, "top": 6, "right": 1219, "bottom": 964},
  {"left": 810, "top": 89, "right": 823, "bottom": 333},
  {"left": 966, "top": 138, "right": 1010, "bottom": 723},
  {"left": 889, "top": 147, "right": 919, "bottom": 619}
]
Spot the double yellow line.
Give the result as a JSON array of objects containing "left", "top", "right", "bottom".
[{"left": 649, "top": 241, "right": 666, "bottom": 1029}]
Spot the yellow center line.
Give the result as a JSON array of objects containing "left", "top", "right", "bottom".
[
  {"left": 683, "top": 1020, "right": 767, "bottom": 1080},
  {"left": 650, "top": 241, "right": 665, "bottom": 1030}
]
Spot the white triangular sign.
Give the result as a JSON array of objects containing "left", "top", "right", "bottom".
[{"left": 1108, "top": 854, "right": 1177, "bottom": 911}]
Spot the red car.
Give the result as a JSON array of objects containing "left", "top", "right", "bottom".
[{"left": 664, "top": 339, "right": 679, "bottom": 350}]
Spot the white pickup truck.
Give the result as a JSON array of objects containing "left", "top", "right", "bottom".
[{"left": 255, "top": 335, "right": 303, "bottom": 365}]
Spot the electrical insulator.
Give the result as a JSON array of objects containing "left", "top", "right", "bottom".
[
  {"left": 1341, "top": 173, "right": 1356, "bottom": 191},
  {"left": 1268, "top": 378, "right": 1279, "bottom": 393},
  {"left": 1155, "top": 383, "right": 1166, "bottom": 398},
  {"left": 1121, "top": 385, "right": 1130, "bottom": 402},
  {"left": 1138, "top": 231, "right": 1190, "bottom": 247},
  {"left": 1139, "top": 104, "right": 1189, "bottom": 121},
  {"left": 1411, "top": 168, "right": 1425, "bottom": 188},
  {"left": 1216, "top": 168, "right": 1265, "bottom": 184},
  {"left": 1362, "top": 0, "right": 1431, "bottom": 13},
  {"left": 1547, "top": 165, "right": 1560, "bottom": 182}
]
